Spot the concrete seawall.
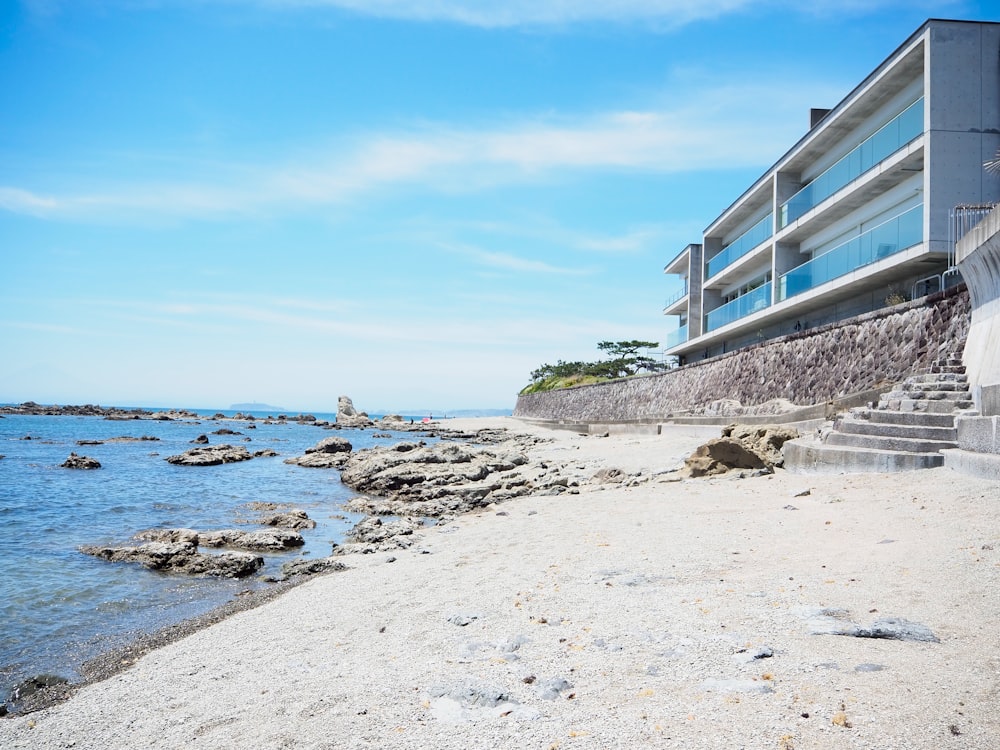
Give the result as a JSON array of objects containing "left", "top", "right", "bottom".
[{"left": 515, "top": 286, "right": 969, "bottom": 425}]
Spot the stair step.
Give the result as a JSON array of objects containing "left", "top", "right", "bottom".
[
  {"left": 784, "top": 438, "right": 945, "bottom": 474},
  {"left": 901, "top": 381, "right": 968, "bottom": 392},
  {"left": 834, "top": 418, "right": 957, "bottom": 441},
  {"left": 825, "top": 432, "right": 958, "bottom": 453},
  {"left": 905, "top": 373, "right": 967, "bottom": 385},
  {"left": 865, "top": 410, "right": 957, "bottom": 427},
  {"left": 928, "top": 365, "right": 966, "bottom": 375}
]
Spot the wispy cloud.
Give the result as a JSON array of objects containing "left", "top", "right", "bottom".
[
  {"left": 0, "top": 78, "right": 845, "bottom": 223},
  {"left": 441, "top": 243, "right": 594, "bottom": 275},
  {"left": 250, "top": 0, "right": 912, "bottom": 29}
]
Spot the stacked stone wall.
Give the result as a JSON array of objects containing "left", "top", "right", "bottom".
[{"left": 514, "top": 286, "right": 970, "bottom": 423}]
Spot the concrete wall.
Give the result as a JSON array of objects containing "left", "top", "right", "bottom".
[
  {"left": 957, "top": 204, "right": 1000, "bottom": 409},
  {"left": 515, "top": 286, "right": 969, "bottom": 424}
]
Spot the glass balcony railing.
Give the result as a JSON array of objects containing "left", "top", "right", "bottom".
[
  {"left": 704, "top": 281, "right": 772, "bottom": 332},
  {"left": 779, "top": 98, "right": 923, "bottom": 228},
  {"left": 778, "top": 204, "right": 923, "bottom": 301},
  {"left": 665, "top": 324, "right": 688, "bottom": 349},
  {"left": 664, "top": 283, "right": 688, "bottom": 309},
  {"left": 706, "top": 212, "right": 773, "bottom": 279}
]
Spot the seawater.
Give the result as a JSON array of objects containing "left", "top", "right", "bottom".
[{"left": 0, "top": 411, "right": 426, "bottom": 702}]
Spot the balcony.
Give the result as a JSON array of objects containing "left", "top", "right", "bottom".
[
  {"left": 665, "top": 324, "right": 689, "bottom": 349},
  {"left": 704, "top": 281, "right": 772, "bottom": 332},
  {"left": 778, "top": 204, "right": 923, "bottom": 300},
  {"left": 705, "top": 212, "right": 773, "bottom": 279},
  {"left": 663, "top": 283, "right": 688, "bottom": 314},
  {"left": 779, "top": 98, "right": 923, "bottom": 228}
]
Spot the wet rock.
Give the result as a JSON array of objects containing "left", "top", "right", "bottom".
[
  {"left": 8, "top": 674, "right": 69, "bottom": 703},
  {"left": 80, "top": 542, "right": 263, "bottom": 578},
  {"left": 190, "top": 434, "right": 210, "bottom": 444},
  {"left": 284, "top": 436, "right": 353, "bottom": 468},
  {"left": 165, "top": 444, "right": 256, "bottom": 466},
  {"left": 61, "top": 452, "right": 101, "bottom": 470}
]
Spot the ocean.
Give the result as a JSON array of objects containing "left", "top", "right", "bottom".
[{"left": 0, "top": 409, "right": 431, "bottom": 705}]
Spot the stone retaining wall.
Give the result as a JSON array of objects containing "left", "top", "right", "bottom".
[{"left": 514, "top": 286, "right": 970, "bottom": 423}]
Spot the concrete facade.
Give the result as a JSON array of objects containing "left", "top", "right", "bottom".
[{"left": 664, "top": 19, "right": 1000, "bottom": 363}]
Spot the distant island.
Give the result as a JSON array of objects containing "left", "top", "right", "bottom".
[{"left": 229, "top": 402, "right": 287, "bottom": 412}]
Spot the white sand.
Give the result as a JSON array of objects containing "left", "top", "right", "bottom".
[{"left": 3, "top": 418, "right": 999, "bottom": 749}]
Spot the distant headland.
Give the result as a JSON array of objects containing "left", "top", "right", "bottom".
[{"left": 229, "top": 402, "right": 287, "bottom": 412}]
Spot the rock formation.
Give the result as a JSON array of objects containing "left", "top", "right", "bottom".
[
  {"left": 61, "top": 452, "right": 101, "bottom": 470},
  {"left": 165, "top": 445, "right": 277, "bottom": 466},
  {"left": 681, "top": 424, "right": 799, "bottom": 477},
  {"left": 336, "top": 395, "right": 373, "bottom": 428},
  {"left": 284, "top": 436, "right": 353, "bottom": 468},
  {"left": 80, "top": 542, "right": 263, "bottom": 578}
]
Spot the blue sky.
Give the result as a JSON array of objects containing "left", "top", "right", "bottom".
[{"left": 2, "top": 0, "right": 995, "bottom": 412}]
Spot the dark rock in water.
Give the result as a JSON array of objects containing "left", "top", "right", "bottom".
[
  {"left": 280, "top": 557, "right": 348, "bottom": 578},
  {"left": 307, "top": 436, "right": 353, "bottom": 454},
  {"left": 165, "top": 444, "right": 255, "bottom": 466},
  {"left": 211, "top": 428, "right": 241, "bottom": 435},
  {"left": 284, "top": 436, "right": 352, "bottom": 468},
  {"left": 61, "top": 452, "right": 101, "bottom": 470},
  {"left": 76, "top": 439, "right": 104, "bottom": 446},
  {"left": 80, "top": 541, "right": 263, "bottom": 578},
  {"left": 261, "top": 510, "right": 317, "bottom": 530},
  {"left": 191, "top": 434, "right": 210, "bottom": 444}
]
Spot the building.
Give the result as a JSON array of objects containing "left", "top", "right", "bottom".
[{"left": 664, "top": 19, "right": 1000, "bottom": 362}]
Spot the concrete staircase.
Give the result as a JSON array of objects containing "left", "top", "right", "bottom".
[{"left": 784, "top": 350, "right": 972, "bottom": 473}]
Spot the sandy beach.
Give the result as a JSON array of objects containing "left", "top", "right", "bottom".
[{"left": 2, "top": 417, "right": 999, "bottom": 749}]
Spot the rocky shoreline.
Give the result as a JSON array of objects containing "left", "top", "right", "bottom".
[{"left": 2, "top": 405, "right": 802, "bottom": 719}]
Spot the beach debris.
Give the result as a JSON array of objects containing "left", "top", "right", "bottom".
[
  {"left": 806, "top": 609, "right": 939, "bottom": 642},
  {"left": 700, "top": 678, "right": 774, "bottom": 694},
  {"left": 536, "top": 677, "right": 573, "bottom": 701},
  {"left": 80, "top": 541, "right": 263, "bottom": 578},
  {"left": 425, "top": 680, "right": 539, "bottom": 723},
  {"left": 447, "top": 612, "right": 482, "bottom": 627},
  {"left": 61, "top": 452, "right": 101, "bottom": 469},
  {"left": 165, "top": 444, "right": 276, "bottom": 466}
]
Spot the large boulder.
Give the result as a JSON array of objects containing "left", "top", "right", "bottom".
[
  {"left": 284, "top": 436, "right": 353, "bottom": 468},
  {"left": 681, "top": 424, "right": 800, "bottom": 477}
]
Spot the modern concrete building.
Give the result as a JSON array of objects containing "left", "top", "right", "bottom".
[{"left": 664, "top": 19, "right": 1000, "bottom": 362}]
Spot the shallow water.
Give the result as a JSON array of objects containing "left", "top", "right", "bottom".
[{"left": 0, "top": 411, "right": 424, "bottom": 702}]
